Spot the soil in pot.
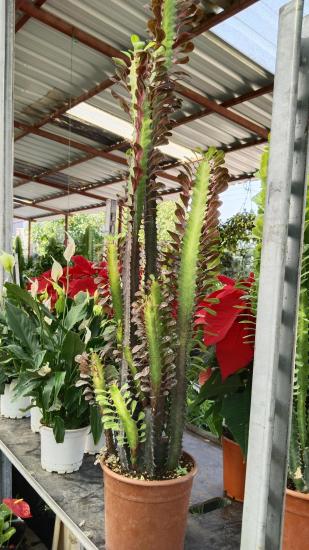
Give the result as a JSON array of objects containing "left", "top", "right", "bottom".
[
  {"left": 222, "top": 436, "right": 246, "bottom": 502},
  {"left": 102, "top": 454, "right": 197, "bottom": 550},
  {"left": 40, "top": 426, "right": 89, "bottom": 474},
  {"left": 283, "top": 489, "right": 309, "bottom": 549}
]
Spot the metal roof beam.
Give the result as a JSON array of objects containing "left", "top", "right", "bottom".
[
  {"left": 179, "top": 0, "right": 260, "bottom": 43},
  {"left": 14, "top": 200, "right": 106, "bottom": 221},
  {"left": 175, "top": 82, "right": 269, "bottom": 138},
  {"left": 14, "top": 81, "right": 271, "bottom": 187},
  {"left": 14, "top": 197, "right": 65, "bottom": 214},
  {"left": 174, "top": 83, "right": 273, "bottom": 128},
  {"left": 15, "top": 0, "right": 47, "bottom": 32},
  {"left": 17, "top": 0, "right": 128, "bottom": 61},
  {"left": 15, "top": 0, "right": 266, "bottom": 143},
  {"left": 15, "top": 77, "right": 114, "bottom": 142},
  {"left": 15, "top": 169, "right": 257, "bottom": 219},
  {"left": 14, "top": 170, "right": 109, "bottom": 202},
  {"left": 13, "top": 135, "right": 265, "bottom": 214},
  {"left": 14, "top": 121, "right": 128, "bottom": 166}
]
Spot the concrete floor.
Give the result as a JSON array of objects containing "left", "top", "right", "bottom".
[{"left": 0, "top": 418, "right": 242, "bottom": 549}]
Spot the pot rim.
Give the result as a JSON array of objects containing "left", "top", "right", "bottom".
[
  {"left": 40, "top": 425, "right": 90, "bottom": 434},
  {"left": 222, "top": 435, "right": 240, "bottom": 448},
  {"left": 286, "top": 488, "right": 309, "bottom": 501},
  {"left": 102, "top": 452, "right": 197, "bottom": 487}
]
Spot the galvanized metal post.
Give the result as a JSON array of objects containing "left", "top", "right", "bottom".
[
  {"left": 0, "top": 0, "right": 14, "bottom": 287},
  {"left": 241, "top": 2, "right": 308, "bottom": 549},
  {"left": 0, "top": 0, "right": 14, "bottom": 498},
  {"left": 28, "top": 219, "right": 32, "bottom": 258},
  {"left": 0, "top": 453, "right": 12, "bottom": 500},
  {"left": 104, "top": 200, "right": 117, "bottom": 235}
]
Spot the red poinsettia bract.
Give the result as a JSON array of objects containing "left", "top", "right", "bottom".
[
  {"left": 196, "top": 274, "right": 255, "bottom": 381},
  {"left": 32, "top": 255, "right": 108, "bottom": 305},
  {"left": 3, "top": 498, "right": 32, "bottom": 518}
]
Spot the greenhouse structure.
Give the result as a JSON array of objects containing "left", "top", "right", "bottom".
[{"left": 0, "top": 0, "right": 308, "bottom": 549}]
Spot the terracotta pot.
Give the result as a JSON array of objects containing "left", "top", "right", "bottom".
[
  {"left": 222, "top": 436, "right": 246, "bottom": 502},
  {"left": 283, "top": 489, "right": 309, "bottom": 549},
  {"left": 102, "top": 455, "right": 197, "bottom": 550}
]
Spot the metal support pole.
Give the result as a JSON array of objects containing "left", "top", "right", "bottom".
[
  {"left": 0, "top": 0, "right": 14, "bottom": 287},
  {"left": 64, "top": 214, "right": 69, "bottom": 245},
  {"left": 104, "top": 200, "right": 117, "bottom": 235},
  {"left": 27, "top": 219, "right": 32, "bottom": 258},
  {"left": 0, "top": 452, "right": 12, "bottom": 500},
  {"left": 118, "top": 202, "right": 123, "bottom": 235},
  {"left": 241, "top": 2, "right": 308, "bottom": 549}
]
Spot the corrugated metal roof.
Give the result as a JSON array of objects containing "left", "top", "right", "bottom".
[
  {"left": 13, "top": 0, "right": 273, "bottom": 221},
  {"left": 212, "top": 0, "right": 309, "bottom": 73}
]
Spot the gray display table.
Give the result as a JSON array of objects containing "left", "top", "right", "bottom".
[{"left": 0, "top": 418, "right": 241, "bottom": 549}]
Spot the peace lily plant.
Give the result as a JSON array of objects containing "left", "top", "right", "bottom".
[{"left": 0, "top": 236, "right": 106, "bottom": 471}]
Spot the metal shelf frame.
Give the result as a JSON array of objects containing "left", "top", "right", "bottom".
[{"left": 241, "top": 2, "right": 309, "bottom": 549}]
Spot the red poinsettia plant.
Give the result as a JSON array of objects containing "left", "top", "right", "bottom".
[
  {"left": 196, "top": 273, "right": 255, "bottom": 381},
  {"left": 191, "top": 273, "right": 256, "bottom": 455},
  {"left": 30, "top": 254, "right": 108, "bottom": 307}
]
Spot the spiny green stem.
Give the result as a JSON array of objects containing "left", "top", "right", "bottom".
[
  {"left": 167, "top": 155, "right": 212, "bottom": 469},
  {"left": 109, "top": 384, "right": 139, "bottom": 465}
]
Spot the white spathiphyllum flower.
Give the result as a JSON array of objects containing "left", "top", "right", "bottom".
[
  {"left": 44, "top": 316, "right": 52, "bottom": 326},
  {"left": 30, "top": 278, "right": 39, "bottom": 298},
  {"left": 0, "top": 252, "right": 15, "bottom": 274},
  {"left": 37, "top": 363, "right": 51, "bottom": 376},
  {"left": 84, "top": 326, "right": 91, "bottom": 345},
  {"left": 51, "top": 258, "right": 63, "bottom": 282},
  {"left": 43, "top": 297, "right": 52, "bottom": 311},
  {"left": 64, "top": 234, "right": 76, "bottom": 263}
]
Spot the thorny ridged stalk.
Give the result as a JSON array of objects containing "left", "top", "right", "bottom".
[{"left": 90, "top": 0, "right": 230, "bottom": 477}]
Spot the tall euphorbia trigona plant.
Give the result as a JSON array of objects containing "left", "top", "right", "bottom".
[{"left": 88, "top": 0, "right": 229, "bottom": 476}]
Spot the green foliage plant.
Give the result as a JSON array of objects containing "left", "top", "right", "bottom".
[
  {"left": 219, "top": 212, "right": 256, "bottom": 278},
  {"left": 14, "top": 236, "right": 25, "bottom": 287},
  {"left": 289, "top": 181, "right": 309, "bottom": 493},
  {"left": 189, "top": 148, "right": 270, "bottom": 455},
  {"left": 0, "top": 239, "right": 104, "bottom": 443},
  {"left": 0, "top": 504, "right": 16, "bottom": 547},
  {"left": 80, "top": 0, "right": 230, "bottom": 478}
]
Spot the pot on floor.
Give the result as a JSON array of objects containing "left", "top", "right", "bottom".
[
  {"left": 283, "top": 489, "right": 309, "bottom": 549},
  {"left": 40, "top": 426, "right": 89, "bottom": 474},
  {"left": 102, "top": 454, "right": 197, "bottom": 550},
  {"left": 0, "top": 382, "right": 30, "bottom": 419},
  {"left": 222, "top": 436, "right": 246, "bottom": 502}
]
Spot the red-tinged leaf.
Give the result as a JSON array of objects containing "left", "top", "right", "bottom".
[
  {"left": 199, "top": 368, "right": 213, "bottom": 386},
  {"left": 216, "top": 318, "right": 254, "bottom": 380},
  {"left": 199, "top": 286, "right": 247, "bottom": 346}
]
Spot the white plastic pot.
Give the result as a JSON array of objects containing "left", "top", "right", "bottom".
[
  {"left": 0, "top": 382, "right": 30, "bottom": 419},
  {"left": 40, "top": 426, "right": 89, "bottom": 474},
  {"left": 30, "top": 406, "right": 42, "bottom": 433},
  {"left": 84, "top": 430, "right": 105, "bottom": 455}
]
